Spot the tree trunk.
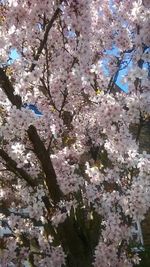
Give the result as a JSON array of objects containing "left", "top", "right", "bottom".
[{"left": 57, "top": 209, "right": 101, "bottom": 267}]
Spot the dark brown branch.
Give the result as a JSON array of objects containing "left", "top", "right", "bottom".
[
  {"left": 0, "top": 149, "right": 36, "bottom": 187},
  {"left": 0, "top": 206, "right": 45, "bottom": 227},
  {"left": 0, "top": 70, "right": 62, "bottom": 203},
  {"left": 30, "top": 2, "right": 63, "bottom": 72},
  {"left": 27, "top": 125, "right": 63, "bottom": 203},
  {"left": 0, "top": 4, "right": 63, "bottom": 204},
  {"left": 40, "top": 77, "right": 59, "bottom": 111},
  {"left": 136, "top": 113, "right": 144, "bottom": 143},
  {"left": 0, "top": 68, "right": 22, "bottom": 108},
  {"left": 59, "top": 87, "right": 68, "bottom": 116}
]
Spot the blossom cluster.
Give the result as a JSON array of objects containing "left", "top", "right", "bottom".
[{"left": 0, "top": 0, "right": 150, "bottom": 266}]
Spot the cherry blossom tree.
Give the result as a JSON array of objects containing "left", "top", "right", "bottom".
[{"left": 0, "top": 0, "right": 150, "bottom": 266}]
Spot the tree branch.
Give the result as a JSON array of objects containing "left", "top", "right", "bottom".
[
  {"left": 27, "top": 125, "right": 63, "bottom": 203},
  {"left": 136, "top": 113, "right": 144, "bottom": 143},
  {"left": 0, "top": 62, "right": 62, "bottom": 204},
  {"left": 0, "top": 68, "right": 22, "bottom": 108},
  {"left": 30, "top": 2, "right": 63, "bottom": 72},
  {"left": 0, "top": 149, "right": 36, "bottom": 187},
  {"left": 0, "top": 3, "right": 64, "bottom": 204}
]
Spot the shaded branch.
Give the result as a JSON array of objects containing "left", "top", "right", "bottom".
[
  {"left": 0, "top": 68, "right": 22, "bottom": 108},
  {"left": 0, "top": 206, "right": 44, "bottom": 227},
  {"left": 59, "top": 87, "right": 68, "bottom": 116},
  {"left": 40, "top": 77, "right": 59, "bottom": 111},
  {"left": 0, "top": 58, "right": 62, "bottom": 204},
  {"left": 30, "top": 2, "right": 63, "bottom": 71},
  {"left": 27, "top": 125, "right": 63, "bottom": 203},
  {"left": 0, "top": 149, "right": 36, "bottom": 187}
]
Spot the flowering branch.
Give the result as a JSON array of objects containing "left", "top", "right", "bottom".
[
  {"left": 27, "top": 125, "right": 63, "bottom": 203},
  {"left": 0, "top": 63, "right": 62, "bottom": 204},
  {"left": 30, "top": 1, "right": 63, "bottom": 71},
  {"left": 0, "top": 149, "right": 36, "bottom": 187},
  {"left": 0, "top": 68, "right": 22, "bottom": 108}
]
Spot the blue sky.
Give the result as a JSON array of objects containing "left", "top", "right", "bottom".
[
  {"left": 105, "top": 46, "right": 131, "bottom": 92},
  {"left": 9, "top": 49, "right": 20, "bottom": 62}
]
